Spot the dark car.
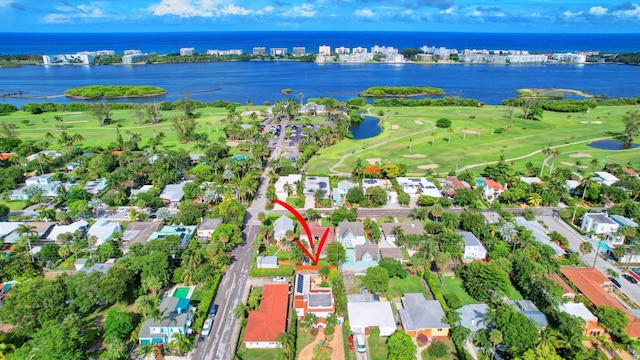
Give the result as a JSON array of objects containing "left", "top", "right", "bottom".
[
  {"left": 348, "top": 334, "right": 354, "bottom": 350},
  {"left": 609, "top": 277, "right": 622, "bottom": 288},
  {"left": 623, "top": 274, "right": 638, "bottom": 284}
]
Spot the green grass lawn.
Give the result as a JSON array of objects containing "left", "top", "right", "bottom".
[
  {"left": 440, "top": 276, "right": 478, "bottom": 308},
  {"left": 305, "top": 104, "right": 640, "bottom": 175},
  {"left": 368, "top": 334, "right": 388, "bottom": 360},
  {"left": 422, "top": 338, "right": 457, "bottom": 360},
  {"left": 0, "top": 199, "right": 28, "bottom": 211},
  {"left": 296, "top": 329, "right": 317, "bottom": 358},
  {"left": 388, "top": 275, "right": 430, "bottom": 299}
]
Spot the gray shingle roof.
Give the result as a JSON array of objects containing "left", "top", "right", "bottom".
[
  {"left": 399, "top": 293, "right": 449, "bottom": 331},
  {"left": 338, "top": 221, "right": 365, "bottom": 238}
]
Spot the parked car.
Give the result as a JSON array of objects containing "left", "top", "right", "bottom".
[
  {"left": 622, "top": 274, "right": 638, "bottom": 284},
  {"left": 609, "top": 277, "right": 622, "bottom": 288},
  {"left": 273, "top": 276, "right": 286, "bottom": 283}
]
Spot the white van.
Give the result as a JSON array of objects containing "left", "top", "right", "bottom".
[
  {"left": 356, "top": 334, "right": 366, "bottom": 353},
  {"left": 202, "top": 318, "right": 213, "bottom": 336}
]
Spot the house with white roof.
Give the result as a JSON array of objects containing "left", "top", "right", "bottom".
[
  {"left": 26, "top": 150, "right": 62, "bottom": 162},
  {"left": 399, "top": 293, "right": 450, "bottom": 338},
  {"left": 293, "top": 272, "right": 335, "bottom": 319},
  {"left": 459, "top": 231, "right": 487, "bottom": 261},
  {"left": 197, "top": 218, "right": 223, "bottom": 239},
  {"left": 593, "top": 172, "right": 619, "bottom": 186},
  {"left": 273, "top": 215, "right": 295, "bottom": 241},
  {"left": 10, "top": 173, "right": 62, "bottom": 200},
  {"left": 274, "top": 174, "right": 302, "bottom": 200},
  {"left": 381, "top": 221, "right": 424, "bottom": 245},
  {"left": 304, "top": 176, "right": 330, "bottom": 198},
  {"left": 559, "top": 302, "right": 604, "bottom": 337},
  {"left": 84, "top": 178, "right": 108, "bottom": 195},
  {"left": 515, "top": 217, "right": 565, "bottom": 256},
  {"left": 131, "top": 185, "right": 154, "bottom": 197},
  {"left": 396, "top": 177, "right": 442, "bottom": 198},
  {"left": 581, "top": 212, "right": 619, "bottom": 236},
  {"left": 332, "top": 180, "right": 357, "bottom": 205},
  {"left": 138, "top": 296, "right": 194, "bottom": 345},
  {"left": 47, "top": 220, "right": 89, "bottom": 243},
  {"left": 160, "top": 181, "right": 190, "bottom": 207},
  {"left": 86, "top": 218, "right": 121, "bottom": 247},
  {"left": 347, "top": 295, "right": 396, "bottom": 336}
]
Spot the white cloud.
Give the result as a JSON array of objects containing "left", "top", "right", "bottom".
[
  {"left": 219, "top": 4, "right": 251, "bottom": 16},
  {"left": 468, "top": 9, "right": 482, "bottom": 17},
  {"left": 255, "top": 5, "right": 274, "bottom": 15},
  {"left": 613, "top": 4, "right": 640, "bottom": 19},
  {"left": 0, "top": 0, "right": 12, "bottom": 7},
  {"left": 401, "top": 9, "right": 413, "bottom": 16},
  {"left": 354, "top": 8, "right": 375, "bottom": 18},
  {"left": 286, "top": 3, "right": 316, "bottom": 18},
  {"left": 43, "top": 3, "right": 107, "bottom": 23},
  {"left": 589, "top": 6, "right": 608, "bottom": 16},
  {"left": 562, "top": 10, "right": 583, "bottom": 18},
  {"left": 440, "top": 7, "right": 455, "bottom": 15},
  {"left": 153, "top": 0, "right": 202, "bottom": 17}
]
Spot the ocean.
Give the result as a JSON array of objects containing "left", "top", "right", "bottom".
[{"left": 1, "top": 32, "right": 639, "bottom": 106}]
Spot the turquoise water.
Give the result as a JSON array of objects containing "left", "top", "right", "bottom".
[{"left": 173, "top": 287, "right": 190, "bottom": 299}]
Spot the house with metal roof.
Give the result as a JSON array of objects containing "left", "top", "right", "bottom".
[
  {"left": 581, "top": 212, "right": 619, "bottom": 235},
  {"left": 399, "top": 293, "right": 450, "bottom": 338},
  {"left": 138, "top": 296, "right": 194, "bottom": 345},
  {"left": 347, "top": 297, "right": 396, "bottom": 336},
  {"left": 459, "top": 231, "right": 487, "bottom": 261},
  {"left": 273, "top": 215, "right": 295, "bottom": 241},
  {"left": 86, "top": 218, "right": 121, "bottom": 247},
  {"left": 457, "top": 303, "right": 490, "bottom": 333}
]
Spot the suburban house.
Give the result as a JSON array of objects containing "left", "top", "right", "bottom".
[
  {"left": 593, "top": 171, "right": 620, "bottom": 186},
  {"left": 299, "top": 222, "right": 335, "bottom": 257},
  {"left": 86, "top": 218, "right": 121, "bottom": 247},
  {"left": 26, "top": 150, "right": 61, "bottom": 162},
  {"left": 147, "top": 225, "right": 197, "bottom": 248},
  {"left": 84, "top": 178, "right": 108, "bottom": 195},
  {"left": 622, "top": 167, "right": 640, "bottom": 178},
  {"left": 398, "top": 293, "right": 450, "bottom": 338},
  {"left": 560, "top": 267, "right": 640, "bottom": 337},
  {"left": 273, "top": 215, "right": 295, "bottom": 241},
  {"left": 514, "top": 217, "right": 566, "bottom": 256},
  {"left": 337, "top": 221, "right": 366, "bottom": 247},
  {"left": 481, "top": 211, "right": 502, "bottom": 225},
  {"left": 121, "top": 222, "right": 164, "bottom": 249},
  {"left": 458, "top": 304, "right": 491, "bottom": 333},
  {"left": 609, "top": 215, "right": 639, "bottom": 245},
  {"left": 243, "top": 284, "right": 289, "bottom": 349},
  {"left": 480, "top": 179, "right": 507, "bottom": 202},
  {"left": 459, "top": 231, "right": 487, "bottom": 261},
  {"left": 138, "top": 296, "right": 193, "bottom": 345},
  {"left": 46, "top": 220, "right": 89, "bottom": 242},
  {"left": 197, "top": 218, "right": 223, "bottom": 239},
  {"left": 581, "top": 213, "right": 619, "bottom": 236},
  {"left": 160, "top": 181, "right": 190, "bottom": 207},
  {"left": 559, "top": 302, "right": 605, "bottom": 337},
  {"left": 379, "top": 248, "right": 404, "bottom": 262},
  {"left": 256, "top": 256, "right": 278, "bottom": 269},
  {"left": 293, "top": 272, "right": 335, "bottom": 319},
  {"left": 520, "top": 176, "right": 543, "bottom": 185},
  {"left": 10, "top": 173, "right": 62, "bottom": 200},
  {"left": 508, "top": 300, "right": 549, "bottom": 329},
  {"left": 547, "top": 273, "right": 577, "bottom": 301},
  {"left": 78, "top": 261, "right": 115, "bottom": 275},
  {"left": 396, "top": 177, "right": 442, "bottom": 198},
  {"left": 304, "top": 176, "right": 331, "bottom": 198},
  {"left": 347, "top": 295, "right": 396, "bottom": 336},
  {"left": 274, "top": 174, "right": 302, "bottom": 200},
  {"left": 439, "top": 176, "right": 471, "bottom": 196},
  {"left": 361, "top": 179, "right": 392, "bottom": 192},
  {"left": 381, "top": 221, "right": 424, "bottom": 245},
  {"left": 332, "top": 180, "right": 357, "bottom": 205},
  {"left": 0, "top": 222, "right": 23, "bottom": 243},
  {"left": 130, "top": 185, "right": 154, "bottom": 197}
]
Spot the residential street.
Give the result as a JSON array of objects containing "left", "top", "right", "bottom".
[{"left": 536, "top": 215, "right": 640, "bottom": 308}]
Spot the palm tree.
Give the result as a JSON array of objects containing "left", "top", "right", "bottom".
[
  {"left": 540, "top": 146, "right": 551, "bottom": 177},
  {"left": 312, "top": 340, "right": 332, "bottom": 360},
  {"left": 579, "top": 241, "right": 593, "bottom": 259},
  {"left": 548, "top": 149, "right": 561, "bottom": 176},
  {"left": 430, "top": 203, "right": 444, "bottom": 222},
  {"left": 142, "top": 276, "right": 163, "bottom": 296},
  {"left": 134, "top": 295, "right": 160, "bottom": 319},
  {"left": 605, "top": 268, "right": 619, "bottom": 279},
  {"left": 622, "top": 110, "right": 640, "bottom": 149},
  {"left": 589, "top": 158, "right": 600, "bottom": 171},
  {"left": 276, "top": 331, "right": 296, "bottom": 359},
  {"left": 16, "top": 224, "right": 37, "bottom": 262},
  {"left": 498, "top": 222, "right": 518, "bottom": 251},
  {"left": 433, "top": 251, "right": 452, "bottom": 284},
  {"left": 537, "top": 328, "right": 562, "bottom": 353},
  {"left": 233, "top": 302, "right": 249, "bottom": 318},
  {"left": 447, "top": 127, "right": 454, "bottom": 144},
  {"left": 168, "top": 332, "right": 193, "bottom": 356},
  {"left": 410, "top": 207, "right": 429, "bottom": 221}
]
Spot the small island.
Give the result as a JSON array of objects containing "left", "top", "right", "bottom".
[
  {"left": 64, "top": 85, "right": 167, "bottom": 99},
  {"left": 359, "top": 86, "right": 445, "bottom": 97}
]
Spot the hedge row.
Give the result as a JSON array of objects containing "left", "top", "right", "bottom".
[{"left": 193, "top": 273, "right": 222, "bottom": 332}]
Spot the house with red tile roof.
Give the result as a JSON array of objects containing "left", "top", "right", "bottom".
[
  {"left": 546, "top": 273, "right": 576, "bottom": 301},
  {"left": 560, "top": 267, "right": 640, "bottom": 337},
  {"left": 299, "top": 222, "right": 335, "bottom": 257},
  {"left": 0, "top": 153, "right": 17, "bottom": 161},
  {"left": 481, "top": 179, "right": 506, "bottom": 202},
  {"left": 243, "top": 284, "right": 289, "bottom": 348},
  {"left": 623, "top": 168, "right": 640, "bottom": 178}
]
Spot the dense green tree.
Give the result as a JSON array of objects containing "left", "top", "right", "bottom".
[
  {"left": 362, "top": 266, "right": 390, "bottom": 294},
  {"left": 453, "top": 188, "right": 478, "bottom": 207},
  {"left": 174, "top": 202, "right": 207, "bottom": 225},
  {"left": 345, "top": 186, "right": 365, "bottom": 205},
  {"left": 493, "top": 306, "right": 539, "bottom": 355},
  {"left": 39, "top": 243, "right": 60, "bottom": 261},
  {"left": 17, "top": 314, "right": 92, "bottom": 360},
  {"left": 457, "top": 261, "right": 511, "bottom": 302},
  {"left": 387, "top": 331, "right": 417, "bottom": 360},
  {"left": 365, "top": 186, "right": 388, "bottom": 206},
  {"left": 326, "top": 242, "right": 346, "bottom": 267},
  {"left": 103, "top": 309, "right": 135, "bottom": 341},
  {"left": 330, "top": 206, "right": 357, "bottom": 226},
  {"left": 379, "top": 258, "right": 407, "bottom": 279},
  {"left": 594, "top": 305, "right": 629, "bottom": 332}
]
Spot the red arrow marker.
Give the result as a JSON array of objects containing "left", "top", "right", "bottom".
[{"left": 272, "top": 199, "right": 330, "bottom": 265}]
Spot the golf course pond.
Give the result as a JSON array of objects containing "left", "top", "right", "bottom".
[
  {"left": 587, "top": 140, "right": 639, "bottom": 150},
  {"left": 349, "top": 116, "right": 381, "bottom": 140}
]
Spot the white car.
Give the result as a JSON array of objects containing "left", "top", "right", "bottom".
[{"left": 273, "top": 276, "right": 286, "bottom": 283}]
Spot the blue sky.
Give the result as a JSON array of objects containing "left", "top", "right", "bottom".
[{"left": 1, "top": 0, "right": 639, "bottom": 32}]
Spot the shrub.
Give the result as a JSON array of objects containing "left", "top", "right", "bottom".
[
  {"left": 436, "top": 118, "right": 452, "bottom": 128},
  {"left": 444, "top": 293, "right": 462, "bottom": 309},
  {"left": 428, "top": 341, "right": 449, "bottom": 358},
  {"left": 417, "top": 334, "right": 430, "bottom": 347}
]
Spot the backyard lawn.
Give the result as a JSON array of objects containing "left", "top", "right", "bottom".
[
  {"left": 388, "top": 275, "right": 431, "bottom": 299},
  {"left": 422, "top": 338, "right": 457, "bottom": 360},
  {"left": 368, "top": 333, "right": 389, "bottom": 360},
  {"left": 440, "top": 276, "right": 477, "bottom": 308}
]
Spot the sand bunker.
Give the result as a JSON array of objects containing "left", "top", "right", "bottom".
[
  {"left": 403, "top": 154, "right": 427, "bottom": 158},
  {"left": 462, "top": 129, "right": 481, "bottom": 135},
  {"left": 580, "top": 121, "right": 602, "bottom": 124},
  {"left": 414, "top": 120, "right": 424, "bottom": 125},
  {"left": 366, "top": 158, "right": 381, "bottom": 165},
  {"left": 391, "top": 125, "right": 400, "bottom": 130},
  {"left": 241, "top": 110, "right": 260, "bottom": 116},
  {"left": 418, "top": 164, "right": 439, "bottom": 170},
  {"left": 561, "top": 162, "right": 588, "bottom": 169},
  {"left": 226, "top": 141, "right": 239, "bottom": 146},
  {"left": 569, "top": 152, "right": 592, "bottom": 158}
]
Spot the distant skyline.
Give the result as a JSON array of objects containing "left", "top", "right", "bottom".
[{"left": 1, "top": 0, "right": 639, "bottom": 33}]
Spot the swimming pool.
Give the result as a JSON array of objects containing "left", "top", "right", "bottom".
[{"left": 173, "top": 287, "right": 191, "bottom": 299}]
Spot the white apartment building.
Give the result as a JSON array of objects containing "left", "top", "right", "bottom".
[
  {"left": 292, "top": 47, "right": 306, "bottom": 56},
  {"left": 253, "top": 47, "right": 266, "bottom": 55},
  {"left": 318, "top": 45, "right": 331, "bottom": 55},
  {"left": 179, "top": 48, "right": 195, "bottom": 56},
  {"left": 551, "top": 53, "right": 587, "bottom": 64},
  {"left": 207, "top": 49, "right": 242, "bottom": 56},
  {"left": 335, "top": 47, "right": 350, "bottom": 54},
  {"left": 270, "top": 48, "right": 287, "bottom": 56},
  {"left": 124, "top": 49, "right": 142, "bottom": 55},
  {"left": 42, "top": 53, "right": 94, "bottom": 65}
]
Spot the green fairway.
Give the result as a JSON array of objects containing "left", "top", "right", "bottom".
[
  {"left": 304, "top": 105, "right": 640, "bottom": 175},
  {"left": 2, "top": 106, "right": 245, "bottom": 151}
]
